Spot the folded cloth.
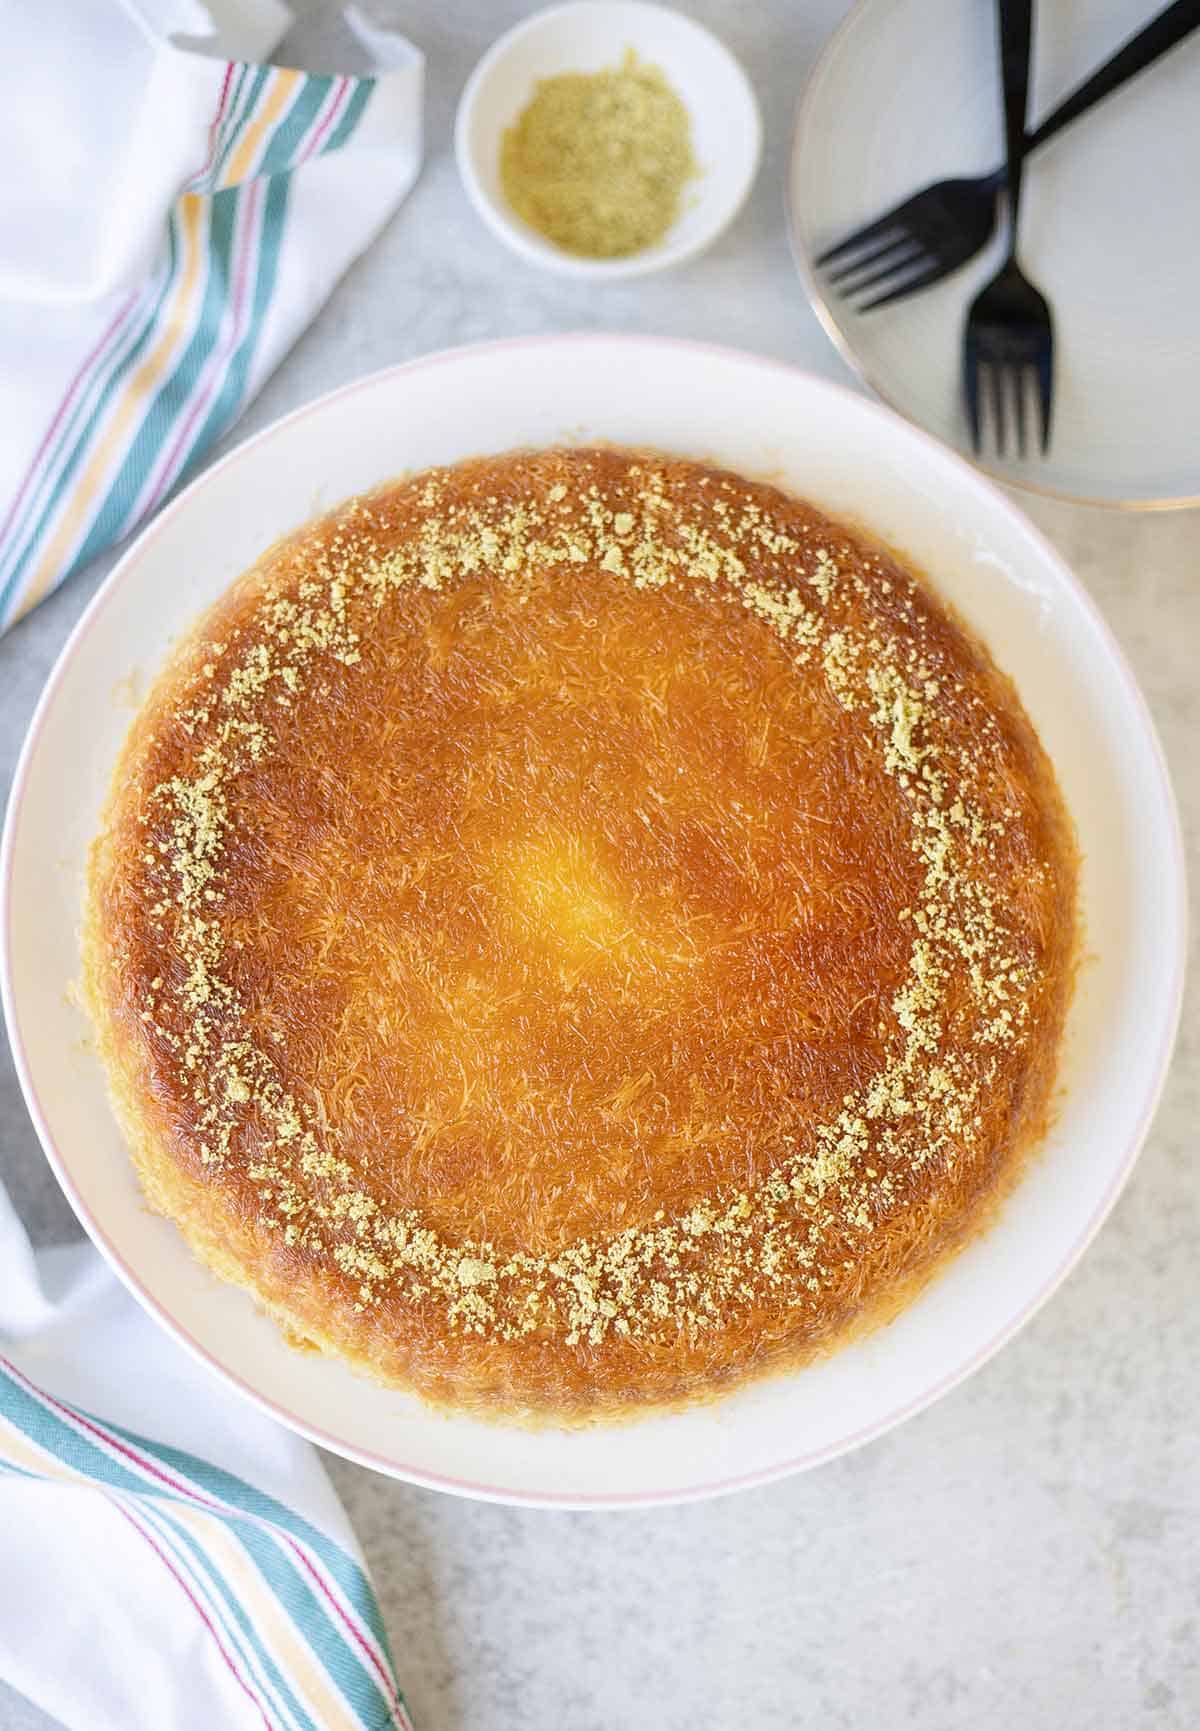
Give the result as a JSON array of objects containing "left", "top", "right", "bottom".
[
  {"left": 0, "top": 0, "right": 423, "bottom": 632},
  {"left": 0, "top": 1181, "right": 412, "bottom": 1731}
]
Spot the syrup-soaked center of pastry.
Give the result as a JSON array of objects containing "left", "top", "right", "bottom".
[{"left": 222, "top": 563, "right": 922, "bottom": 1254}]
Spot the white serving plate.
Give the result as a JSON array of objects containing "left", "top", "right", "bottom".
[
  {"left": 789, "top": 0, "right": 1200, "bottom": 507},
  {"left": 1, "top": 336, "right": 1185, "bottom": 1507}
]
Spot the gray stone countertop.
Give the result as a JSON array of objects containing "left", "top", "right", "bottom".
[{"left": 1, "top": 3, "right": 1196, "bottom": 1727}]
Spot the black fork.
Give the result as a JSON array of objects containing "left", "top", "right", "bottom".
[
  {"left": 963, "top": 0, "right": 1054, "bottom": 456},
  {"left": 817, "top": 0, "right": 1200, "bottom": 312}
]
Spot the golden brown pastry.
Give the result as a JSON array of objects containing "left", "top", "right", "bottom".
[{"left": 84, "top": 448, "right": 1076, "bottom": 1423}]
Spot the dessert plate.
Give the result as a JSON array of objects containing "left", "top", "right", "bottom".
[
  {"left": 1, "top": 336, "right": 1185, "bottom": 1505},
  {"left": 789, "top": 0, "right": 1200, "bottom": 507}
]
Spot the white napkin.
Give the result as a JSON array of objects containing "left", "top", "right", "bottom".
[
  {"left": 0, "top": 10, "right": 422, "bottom": 1718},
  {"left": 0, "top": 0, "right": 423, "bottom": 631},
  {"left": 0, "top": 1181, "right": 412, "bottom": 1731}
]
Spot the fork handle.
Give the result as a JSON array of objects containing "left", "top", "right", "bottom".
[
  {"left": 1028, "top": 0, "right": 1200, "bottom": 153},
  {"left": 997, "top": 0, "right": 1034, "bottom": 233}
]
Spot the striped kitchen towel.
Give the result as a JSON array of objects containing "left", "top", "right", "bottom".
[
  {"left": 0, "top": 0, "right": 423, "bottom": 632},
  {"left": 0, "top": 1179, "right": 412, "bottom": 1731}
]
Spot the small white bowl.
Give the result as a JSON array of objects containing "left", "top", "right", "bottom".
[{"left": 455, "top": 1, "right": 762, "bottom": 279}]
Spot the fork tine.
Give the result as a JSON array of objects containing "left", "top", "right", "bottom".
[
  {"left": 964, "top": 336, "right": 982, "bottom": 453},
  {"left": 1013, "top": 365, "right": 1028, "bottom": 460},
  {"left": 816, "top": 209, "right": 909, "bottom": 268},
  {"left": 838, "top": 243, "right": 925, "bottom": 301},
  {"left": 859, "top": 258, "right": 949, "bottom": 312},
  {"left": 990, "top": 364, "right": 1007, "bottom": 458},
  {"left": 824, "top": 231, "right": 907, "bottom": 287},
  {"left": 1035, "top": 347, "right": 1053, "bottom": 452}
]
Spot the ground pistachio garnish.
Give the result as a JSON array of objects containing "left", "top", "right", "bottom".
[
  {"left": 138, "top": 456, "right": 1047, "bottom": 1346},
  {"left": 499, "top": 48, "right": 697, "bottom": 258}
]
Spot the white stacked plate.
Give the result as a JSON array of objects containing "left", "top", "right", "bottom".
[{"left": 1, "top": 336, "right": 1185, "bottom": 1505}]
